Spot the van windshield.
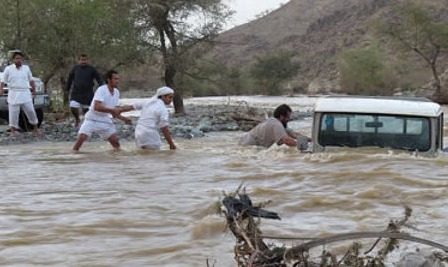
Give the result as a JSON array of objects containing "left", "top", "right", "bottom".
[{"left": 318, "top": 113, "right": 431, "bottom": 151}]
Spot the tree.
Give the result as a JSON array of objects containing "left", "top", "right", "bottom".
[
  {"left": 131, "top": 0, "right": 232, "bottom": 114},
  {"left": 250, "top": 51, "right": 300, "bottom": 95},
  {"left": 338, "top": 46, "right": 397, "bottom": 96},
  {"left": 0, "top": 0, "right": 233, "bottom": 113},
  {"left": 177, "top": 61, "right": 248, "bottom": 96},
  {"left": 372, "top": 1, "right": 448, "bottom": 103},
  {"left": 0, "top": 0, "right": 145, "bottom": 95}
]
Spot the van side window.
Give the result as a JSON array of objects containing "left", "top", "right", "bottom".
[{"left": 319, "top": 113, "right": 431, "bottom": 151}]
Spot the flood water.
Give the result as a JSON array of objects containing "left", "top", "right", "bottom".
[{"left": 1, "top": 96, "right": 447, "bottom": 266}]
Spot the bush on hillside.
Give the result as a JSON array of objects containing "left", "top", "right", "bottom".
[{"left": 338, "top": 46, "right": 398, "bottom": 95}]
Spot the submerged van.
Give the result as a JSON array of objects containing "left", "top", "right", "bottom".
[{"left": 311, "top": 96, "right": 444, "bottom": 156}]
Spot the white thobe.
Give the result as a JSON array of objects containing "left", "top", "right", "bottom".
[{"left": 133, "top": 99, "right": 170, "bottom": 149}]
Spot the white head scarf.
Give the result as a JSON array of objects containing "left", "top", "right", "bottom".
[
  {"left": 156, "top": 86, "right": 174, "bottom": 97},
  {"left": 148, "top": 86, "right": 174, "bottom": 103}
]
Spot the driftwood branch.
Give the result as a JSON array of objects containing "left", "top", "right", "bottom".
[
  {"left": 220, "top": 188, "right": 448, "bottom": 266},
  {"left": 284, "top": 231, "right": 448, "bottom": 260}
]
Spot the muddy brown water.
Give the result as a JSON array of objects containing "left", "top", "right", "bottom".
[{"left": 1, "top": 96, "right": 447, "bottom": 266}]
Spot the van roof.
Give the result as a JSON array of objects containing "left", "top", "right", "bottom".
[{"left": 314, "top": 95, "right": 442, "bottom": 117}]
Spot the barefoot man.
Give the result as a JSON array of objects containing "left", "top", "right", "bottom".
[
  {"left": 0, "top": 51, "right": 41, "bottom": 137},
  {"left": 72, "top": 70, "right": 131, "bottom": 151}
]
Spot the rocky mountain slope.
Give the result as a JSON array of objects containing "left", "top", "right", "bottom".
[{"left": 211, "top": 0, "right": 445, "bottom": 93}]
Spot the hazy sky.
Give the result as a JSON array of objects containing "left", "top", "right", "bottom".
[{"left": 225, "top": 0, "right": 289, "bottom": 28}]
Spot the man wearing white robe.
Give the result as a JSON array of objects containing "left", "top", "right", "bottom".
[
  {"left": 0, "top": 51, "right": 41, "bottom": 137},
  {"left": 121, "top": 86, "right": 176, "bottom": 150}
]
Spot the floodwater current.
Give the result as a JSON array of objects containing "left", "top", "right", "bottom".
[{"left": 0, "top": 96, "right": 447, "bottom": 266}]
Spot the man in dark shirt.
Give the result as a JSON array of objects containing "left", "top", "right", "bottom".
[{"left": 65, "top": 54, "right": 104, "bottom": 128}]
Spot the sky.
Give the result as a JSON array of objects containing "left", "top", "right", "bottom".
[{"left": 224, "top": 0, "right": 290, "bottom": 28}]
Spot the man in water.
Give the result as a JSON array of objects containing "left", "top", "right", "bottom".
[
  {"left": 72, "top": 70, "right": 131, "bottom": 152},
  {"left": 238, "top": 104, "right": 311, "bottom": 149},
  {"left": 119, "top": 86, "right": 177, "bottom": 150}
]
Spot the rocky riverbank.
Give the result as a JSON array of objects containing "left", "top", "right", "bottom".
[{"left": 0, "top": 104, "right": 311, "bottom": 146}]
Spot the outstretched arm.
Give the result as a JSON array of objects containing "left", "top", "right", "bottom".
[
  {"left": 93, "top": 100, "right": 121, "bottom": 117},
  {"left": 287, "top": 129, "right": 312, "bottom": 142},
  {"left": 118, "top": 105, "right": 134, "bottom": 113},
  {"left": 110, "top": 105, "right": 134, "bottom": 124},
  {"left": 280, "top": 135, "right": 297, "bottom": 147},
  {"left": 113, "top": 105, "right": 134, "bottom": 124},
  {"left": 115, "top": 114, "right": 132, "bottom": 125}
]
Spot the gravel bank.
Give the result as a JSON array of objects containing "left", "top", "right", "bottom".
[{"left": 0, "top": 104, "right": 312, "bottom": 146}]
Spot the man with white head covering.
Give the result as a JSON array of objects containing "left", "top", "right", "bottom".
[{"left": 121, "top": 86, "right": 176, "bottom": 150}]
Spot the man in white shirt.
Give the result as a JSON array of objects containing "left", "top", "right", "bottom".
[
  {"left": 72, "top": 70, "right": 132, "bottom": 151},
  {"left": 0, "top": 51, "right": 41, "bottom": 137},
  {"left": 119, "top": 86, "right": 176, "bottom": 150}
]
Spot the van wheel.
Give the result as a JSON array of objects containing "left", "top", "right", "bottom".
[
  {"left": 0, "top": 110, "right": 8, "bottom": 124},
  {"left": 35, "top": 108, "right": 44, "bottom": 127},
  {"left": 18, "top": 108, "right": 44, "bottom": 131}
]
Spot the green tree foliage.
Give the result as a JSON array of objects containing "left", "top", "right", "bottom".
[
  {"left": 0, "top": 0, "right": 145, "bottom": 92},
  {"left": 131, "top": 0, "right": 233, "bottom": 114},
  {"left": 249, "top": 51, "right": 300, "bottom": 95},
  {"left": 224, "top": 67, "right": 245, "bottom": 95},
  {"left": 372, "top": 1, "right": 448, "bottom": 102},
  {"left": 338, "top": 46, "right": 397, "bottom": 96},
  {"left": 0, "top": 0, "right": 233, "bottom": 113},
  {"left": 174, "top": 43, "right": 250, "bottom": 97},
  {"left": 175, "top": 57, "right": 224, "bottom": 97},
  {"left": 177, "top": 60, "right": 249, "bottom": 97}
]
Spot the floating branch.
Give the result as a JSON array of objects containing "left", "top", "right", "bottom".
[{"left": 219, "top": 188, "right": 448, "bottom": 267}]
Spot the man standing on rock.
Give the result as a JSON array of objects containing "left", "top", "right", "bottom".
[
  {"left": 238, "top": 104, "right": 311, "bottom": 149},
  {"left": 65, "top": 53, "right": 104, "bottom": 129},
  {"left": 0, "top": 51, "right": 41, "bottom": 137},
  {"left": 72, "top": 70, "right": 131, "bottom": 152}
]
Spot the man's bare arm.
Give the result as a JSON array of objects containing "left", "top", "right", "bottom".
[
  {"left": 30, "top": 80, "right": 36, "bottom": 96},
  {"left": 161, "top": 126, "right": 176, "bottom": 150},
  {"left": 93, "top": 100, "right": 120, "bottom": 117},
  {"left": 280, "top": 135, "right": 297, "bottom": 147}
]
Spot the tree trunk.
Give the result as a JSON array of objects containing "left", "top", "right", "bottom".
[
  {"left": 60, "top": 76, "right": 69, "bottom": 106},
  {"left": 155, "top": 9, "right": 185, "bottom": 115},
  {"left": 164, "top": 65, "right": 184, "bottom": 114},
  {"left": 430, "top": 62, "right": 441, "bottom": 93},
  {"left": 430, "top": 90, "right": 448, "bottom": 104},
  {"left": 428, "top": 62, "right": 448, "bottom": 103}
]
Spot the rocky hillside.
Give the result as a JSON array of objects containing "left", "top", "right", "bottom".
[{"left": 211, "top": 0, "right": 446, "bottom": 93}]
